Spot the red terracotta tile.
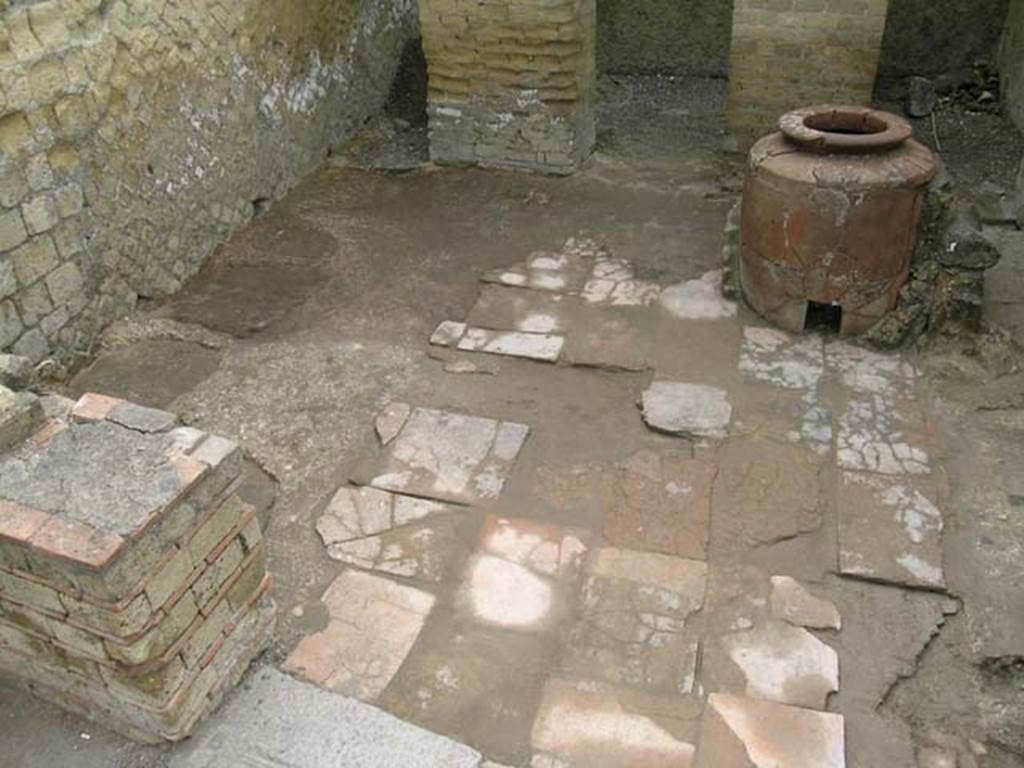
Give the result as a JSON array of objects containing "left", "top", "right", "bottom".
[
  {"left": 29, "top": 516, "right": 125, "bottom": 569},
  {"left": 71, "top": 393, "right": 124, "bottom": 423},
  {"left": 0, "top": 500, "right": 50, "bottom": 544}
]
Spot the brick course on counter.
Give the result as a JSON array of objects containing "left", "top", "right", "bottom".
[{"left": 0, "top": 391, "right": 275, "bottom": 743}]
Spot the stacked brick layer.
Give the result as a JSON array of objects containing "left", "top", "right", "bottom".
[
  {"left": 419, "top": 0, "right": 596, "bottom": 174},
  {"left": 0, "top": 393, "right": 275, "bottom": 743},
  {"left": 727, "top": 0, "right": 890, "bottom": 148}
]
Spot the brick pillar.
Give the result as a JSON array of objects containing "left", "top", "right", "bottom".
[
  {"left": 418, "top": 0, "right": 596, "bottom": 174},
  {"left": 727, "top": 0, "right": 891, "bottom": 148}
]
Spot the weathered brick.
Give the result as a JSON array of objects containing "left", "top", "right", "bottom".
[
  {"left": 145, "top": 548, "right": 192, "bottom": 610},
  {"left": 191, "top": 540, "right": 244, "bottom": 610}
]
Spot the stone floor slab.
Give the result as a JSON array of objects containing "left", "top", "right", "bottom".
[
  {"left": 283, "top": 570, "right": 435, "bottom": 700},
  {"left": 466, "top": 284, "right": 578, "bottom": 334},
  {"left": 640, "top": 382, "right": 731, "bottom": 439},
  {"left": 316, "top": 487, "right": 466, "bottom": 580},
  {"left": 562, "top": 548, "right": 707, "bottom": 696},
  {"left": 739, "top": 326, "right": 824, "bottom": 390},
  {"left": 602, "top": 451, "right": 716, "bottom": 560},
  {"left": 770, "top": 575, "right": 842, "bottom": 630},
  {"left": 457, "top": 516, "right": 588, "bottom": 633},
  {"left": 659, "top": 271, "right": 737, "bottom": 320},
  {"left": 562, "top": 308, "right": 652, "bottom": 372},
  {"left": 380, "top": 623, "right": 556, "bottom": 763},
  {"left": 168, "top": 667, "right": 482, "bottom": 768},
  {"left": 838, "top": 472, "right": 946, "bottom": 591},
  {"left": 694, "top": 693, "right": 845, "bottom": 768},
  {"left": 713, "top": 619, "right": 839, "bottom": 710},
  {"left": 711, "top": 438, "right": 824, "bottom": 550},
  {"left": 531, "top": 678, "right": 700, "bottom": 767},
  {"left": 354, "top": 408, "right": 529, "bottom": 505}
]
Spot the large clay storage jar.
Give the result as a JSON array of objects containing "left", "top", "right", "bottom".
[{"left": 739, "top": 105, "right": 937, "bottom": 335}]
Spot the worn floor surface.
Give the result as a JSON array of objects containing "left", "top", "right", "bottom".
[{"left": 2, "top": 79, "right": 1024, "bottom": 768}]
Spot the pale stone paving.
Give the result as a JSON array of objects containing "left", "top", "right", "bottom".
[{"left": 277, "top": 234, "right": 959, "bottom": 765}]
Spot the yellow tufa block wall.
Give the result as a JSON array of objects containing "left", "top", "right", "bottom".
[
  {"left": 727, "top": 0, "right": 891, "bottom": 148},
  {"left": 418, "top": 0, "right": 596, "bottom": 174},
  {"left": 0, "top": 0, "right": 417, "bottom": 364}
]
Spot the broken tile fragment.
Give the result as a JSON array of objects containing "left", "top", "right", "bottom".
[
  {"left": 531, "top": 679, "right": 700, "bottom": 767},
  {"left": 739, "top": 326, "right": 824, "bottom": 390},
  {"left": 659, "top": 271, "right": 737, "bottom": 320},
  {"left": 316, "top": 486, "right": 464, "bottom": 582},
  {"left": 641, "top": 382, "right": 731, "bottom": 439},
  {"left": 458, "top": 516, "right": 587, "bottom": 633},
  {"left": 430, "top": 321, "right": 468, "bottom": 347},
  {"left": 695, "top": 694, "right": 846, "bottom": 768},
  {"left": 563, "top": 548, "right": 706, "bottom": 695},
  {"left": 770, "top": 576, "right": 841, "bottom": 630},
  {"left": 717, "top": 620, "right": 839, "bottom": 710},
  {"left": 283, "top": 570, "right": 435, "bottom": 701},
  {"left": 376, "top": 402, "right": 411, "bottom": 445},
  {"left": 457, "top": 327, "right": 564, "bottom": 362},
  {"left": 354, "top": 408, "right": 529, "bottom": 505},
  {"left": 838, "top": 472, "right": 946, "bottom": 590}
]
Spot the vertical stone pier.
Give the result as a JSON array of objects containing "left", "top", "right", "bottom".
[
  {"left": 727, "top": 0, "right": 891, "bottom": 148},
  {"left": 0, "top": 391, "right": 275, "bottom": 743},
  {"left": 418, "top": 0, "right": 597, "bottom": 174}
]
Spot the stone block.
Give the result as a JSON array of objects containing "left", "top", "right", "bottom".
[
  {"left": 0, "top": 210, "right": 29, "bottom": 252},
  {"left": 0, "top": 386, "right": 42, "bottom": 452},
  {"left": 21, "top": 195, "right": 60, "bottom": 236},
  {"left": 10, "top": 235, "right": 59, "bottom": 287}
]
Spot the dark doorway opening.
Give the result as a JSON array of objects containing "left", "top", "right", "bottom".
[
  {"left": 385, "top": 38, "right": 429, "bottom": 128},
  {"left": 805, "top": 301, "right": 843, "bottom": 334}
]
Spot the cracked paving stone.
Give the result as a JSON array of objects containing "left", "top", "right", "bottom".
[
  {"left": 702, "top": 564, "right": 839, "bottom": 711},
  {"left": 712, "top": 438, "right": 824, "bottom": 549},
  {"left": 836, "top": 395, "right": 933, "bottom": 476},
  {"left": 828, "top": 343, "right": 935, "bottom": 476},
  {"left": 739, "top": 326, "right": 824, "bottom": 390},
  {"left": 376, "top": 402, "right": 411, "bottom": 445},
  {"left": 838, "top": 472, "right": 946, "bottom": 591},
  {"left": 316, "top": 486, "right": 467, "bottom": 582},
  {"left": 694, "top": 693, "right": 845, "bottom": 768},
  {"left": 561, "top": 547, "right": 707, "bottom": 696},
  {"left": 770, "top": 576, "right": 842, "bottom": 630},
  {"left": 531, "top": 678, "right": 701, "bottom": 767},
  {"left": 352, "top": 407, "right": 529, "bottom": 505},
  {"left": 602, "top": 450, "right": 716, "bottom": 560},
  {"left": 283, "top": 570, "right": 435, "bottom": 701},
  {"left": 457, "top": 515, "right": 588, "bottom": 633},
  {"left": 430, "top": 321, "right": 566, "bottom": 362},
  {"left": 711, "top": 619, "right": 839, "bottom": 710},
  {"left": 467, "top": 283, "right": 579, "bottom": 333},
  {"left": 829, "top": 578, "right": 948, "bottom": 712},
  {"left": 658, "top": 270, "right": 737, "bottom": 320},
  {"left": 640, "top": 381, "right": 732, "bottom": 439}
]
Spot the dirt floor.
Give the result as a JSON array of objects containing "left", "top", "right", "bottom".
[{"left": 2, "top": 76, "right": 1024, "bottom": 767}]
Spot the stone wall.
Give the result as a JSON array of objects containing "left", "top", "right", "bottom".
[
  {"left": 418, "top": 0, "right": 596, "bottom": 174},
  {"left": 727, "top": 0, "right": 890, "bottom": 148},
  {"left": 597, "top": 0, "right": 732, "bottom": 77},
  {"left": 0, "top": 0, "right": 417, "bottom": 365},
  {"left": 1002, "top": 0, "right": 1024, "bottom": 133},
  {"left": 878, "top": 0, "right": 1010, "bottom": 93}
]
